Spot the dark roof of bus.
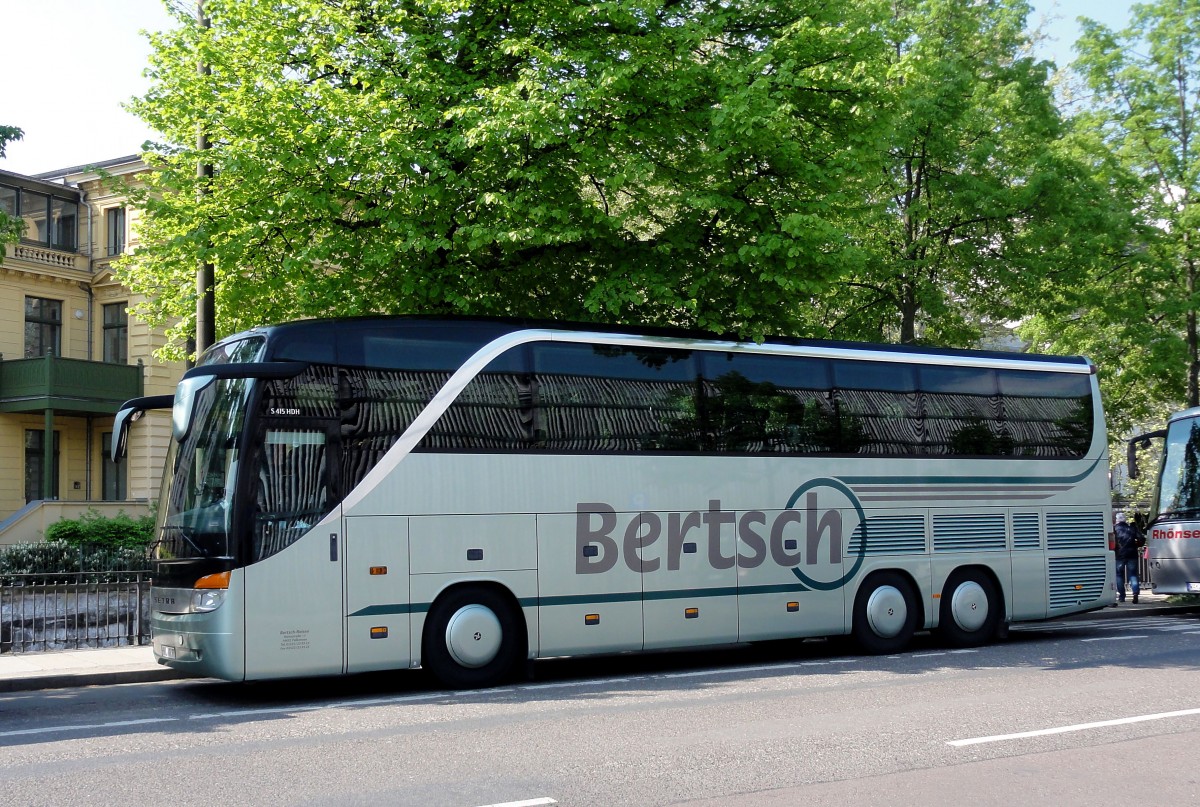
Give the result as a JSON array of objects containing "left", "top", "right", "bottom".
[{"left": 212, "top": 315, "right": 1090, "bottom": 366}]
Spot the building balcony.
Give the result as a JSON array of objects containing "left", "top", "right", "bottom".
[
  {"left": 7, "top": 243, "right": 90, "bottom": 273},
  {"left": 0, "top": 354, "right": 143, "bottom": 415}
]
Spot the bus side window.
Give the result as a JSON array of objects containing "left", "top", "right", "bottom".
[
  {"left": 531, "top": 342, "right": 701, "bottom": 453},
  {"left": 254, "top": 429, "right": 330, "bottom": 561}
]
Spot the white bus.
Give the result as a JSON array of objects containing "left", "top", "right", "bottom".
[
  {"left": 1128, "top": 408, "right": 1200, "bottom": 594},
  {"left": 114, "top": 317, "right": 1114, "bottom": 688}
]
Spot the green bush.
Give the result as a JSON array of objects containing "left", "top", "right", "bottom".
[
  {"left": 44, "top": 509, "right": 155, "bottom": 550},
  {"left": 0, "top": 539, "right": 151, "bottom": 583}
]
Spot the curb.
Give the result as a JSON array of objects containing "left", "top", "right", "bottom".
[{"left": 0, "top": 665, "right": 188, "bottom": 694}]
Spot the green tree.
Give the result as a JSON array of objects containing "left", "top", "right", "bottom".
[
  {"left": 811, "top": 0, "right": 1096, "bottom": 347},
  {"left": 122, "top": 0, "right": 889, "bottom": 358},
  {"left": 0, "top": 124, "right": 24, "bottom": 248},
  {"left": 1035, "top": 0, "right": 1200, "bottom": 421}
]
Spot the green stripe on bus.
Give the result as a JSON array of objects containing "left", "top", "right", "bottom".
[{"left": 348, "top": 581, "right": 816, "bottom": 618}]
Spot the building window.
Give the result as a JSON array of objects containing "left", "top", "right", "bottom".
[
  {"left": 102, "top": 432, "right": 127, "bottom": 500},
  {"left": 24, "top": 430, "right": 60, "bottom": 502},
  {"left": 19, "top": 189, "right": 47, "bottom": 244},
  {"left": 12, "top": 188, "right": 77, "bottom": 251},
  {"left": 0, "top": 185, "right": 15, "bottom": 219},
  {"left": 103, "top": 303, "right": 128, "bottom": 363},
  {"left": 24, "top": 297, "right": 62, "bottom": 358},
  {"left": 106, "top": 207, "right": 126, "bottom": 256},
  {"left": 50, "top": 196, "right": 77, "bottom": 251}
]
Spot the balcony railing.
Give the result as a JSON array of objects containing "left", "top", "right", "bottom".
[
  {"left": 9, "top": 243, "right": 89, "bottom": 272},
  {"left": 0, "top": 354, "right": 143, "bottom": 414}
]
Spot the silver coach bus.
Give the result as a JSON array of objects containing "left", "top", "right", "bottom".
[
  {"left": 1129, "top": 408, "right": 1200, "bottom": 595},
  {"left": 114, "top": 317, "right": 1114, "bottom": 688}
]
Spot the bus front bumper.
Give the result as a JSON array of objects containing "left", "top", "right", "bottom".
[{"left": 151, "top": 607, "right": 245, "bottom": 682}]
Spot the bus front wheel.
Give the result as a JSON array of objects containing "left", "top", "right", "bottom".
[
  {"left": 938, "top": 570, "right": 1001, "bottom": 648},
  {"left": 852, "top": 572, "right": 918, "bottom": 654},
  {"left": 422, "top": 587, "right": 523, "bottom": 689}
]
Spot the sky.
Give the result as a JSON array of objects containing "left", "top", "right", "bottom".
[{"left": 0, "top": 0, "right": 1137, "bottom": 178}]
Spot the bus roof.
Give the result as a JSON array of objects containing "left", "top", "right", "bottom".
[{"left": 205, "top": 315, "right": 1093, "bottom": 371}]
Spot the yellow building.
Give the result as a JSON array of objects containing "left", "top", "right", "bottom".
[{"left": 0, "top": 155, "right": 184, "bottom": 543}]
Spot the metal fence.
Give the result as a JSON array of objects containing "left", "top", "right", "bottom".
[
  {"left": 0, "top": 571, "right": 151, "bottom": 653},
  {"left": 1140, "top": 553, "right": 1156, "bottom": 590},
  {"left": 0, "top": 541, "right": 152, "bottom": 654}
]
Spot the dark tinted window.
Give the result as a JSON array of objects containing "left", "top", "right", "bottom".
[
  {"left": 419, "top": 343, "right": 1095, "bottom": 459},
  {"left": 832, "top": 360, "right": 919, "bottom": 455},
  {"left": 920, "top": 366, "right": 1006, "bottom": 456},
  {"left": 998, "top": 369, "right": 1093, "bottom": 457},
  {"left": 248, "top": 363, "right": 450, "bottom": 561},
  {"left": 201, "top": 336, "right": 266, "bottom": 366},
  {"left": 698, "top": 353, "right": 840, "bottom": 453},
  {"left": 534, "top": 344, "right": 700, "bottom": 452}
]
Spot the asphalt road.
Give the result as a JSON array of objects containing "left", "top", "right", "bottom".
[{"left": 1, "top": 611, "right": 1198, "bottom": 806}]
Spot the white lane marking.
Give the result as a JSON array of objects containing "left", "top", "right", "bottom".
[
  {"left": 0, "top": 717, "right": 176, "bottom": 739},
  {"left": 1081, "top": 635, "right": 1149, "bottom": 642},
  {"left": 664, "top": 664, "right": 783, "bottom": 679},
  {"left": 475, "top": 799, "right": 557, "bottom": 807},
  {"left": 948, "top": 707, "right": 1200, "bottom": 747}
]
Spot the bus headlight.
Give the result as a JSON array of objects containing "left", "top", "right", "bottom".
[
  {"left": 190, "top": 570, "right": 230, "bottom": 613},
  {"left": 191, "top": 589, "right": 225, "bottom": 613}
]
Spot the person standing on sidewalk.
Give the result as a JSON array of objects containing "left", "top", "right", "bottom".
[{"left": 1114, "top": 512, "right": 1146, "bottom": 605}]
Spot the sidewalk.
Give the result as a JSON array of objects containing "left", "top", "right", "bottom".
[
  {"left": 0, "top": 644, "right": 186, "bottom": 693},
  {"left": 2, "top": 595, "right": 1197, "bottom": 693}
]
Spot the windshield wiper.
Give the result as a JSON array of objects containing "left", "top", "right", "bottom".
[{"left": 160, "top": 525, "right": 210, "bottom": 558}]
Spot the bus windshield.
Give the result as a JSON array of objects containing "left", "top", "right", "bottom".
[
  {"left": 1157, "top": 415, "right": 1200, "bottom": 519},
  {"left": 153, "top": 376, "right": 253, "bottom": 566}
]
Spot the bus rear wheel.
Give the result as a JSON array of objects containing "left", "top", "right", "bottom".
[
  {"left": 852, "top": 572, "right": 918, "bottom": 654},
  {"left": 422, "top": 587, "right": 523, "bottom": 689},
  {"left": 938, "top": 570, "right": 1001, "bottom": 648}
]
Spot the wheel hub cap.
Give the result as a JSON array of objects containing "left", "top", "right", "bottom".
[
  {"left": 950, "top": 581, "right": 988, "bottom": 632},
  {"left": 865, "top": 585, "right": 908, "bottom": 638},
  {"left": 445, "top": 604, "right": 502, "bottom": 668}
]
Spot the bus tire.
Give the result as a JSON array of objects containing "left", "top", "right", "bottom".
[
  {"left": 422, "top": 586, "right": 523, "bottom": 690},
  {"left": 852, "top": 571, "right": 918, "bottom": 654},
  {"left": 938, "top": 569, "right": 1001, "bottom": 648}
]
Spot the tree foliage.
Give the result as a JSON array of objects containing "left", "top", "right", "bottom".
[
  {"left": 118, "top": 0, "right": 1200, "bottom": 442},
  {"left": 123, "top": 0, "right": 889, "bottom": 357},
  {"left": 0, "top": 124, "right": 24, "bottom": 248},
  {"left": 1026, "top": 0, "right": 1200, "bottom": 431},
  {"left": 810, "top": 0, "right": 1101, "bottom": 347}
]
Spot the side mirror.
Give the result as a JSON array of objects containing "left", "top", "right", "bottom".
[
  {"left": 111, "top": 395, "right": 174, "bottom": 463},
  {"left": 1126, "top": 430, "right": 1166, "bottom": 481}
]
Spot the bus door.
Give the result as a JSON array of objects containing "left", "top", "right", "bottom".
[
  {"left": 242, "top": 424, "right": 346, "bottom": 679},
  {"left": 343, "top": 515, "right": 412, "bottom": 673}
]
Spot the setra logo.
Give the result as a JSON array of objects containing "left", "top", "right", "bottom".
[{"left": 574, "top": 477, "right": 867, "bottom": 591}]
